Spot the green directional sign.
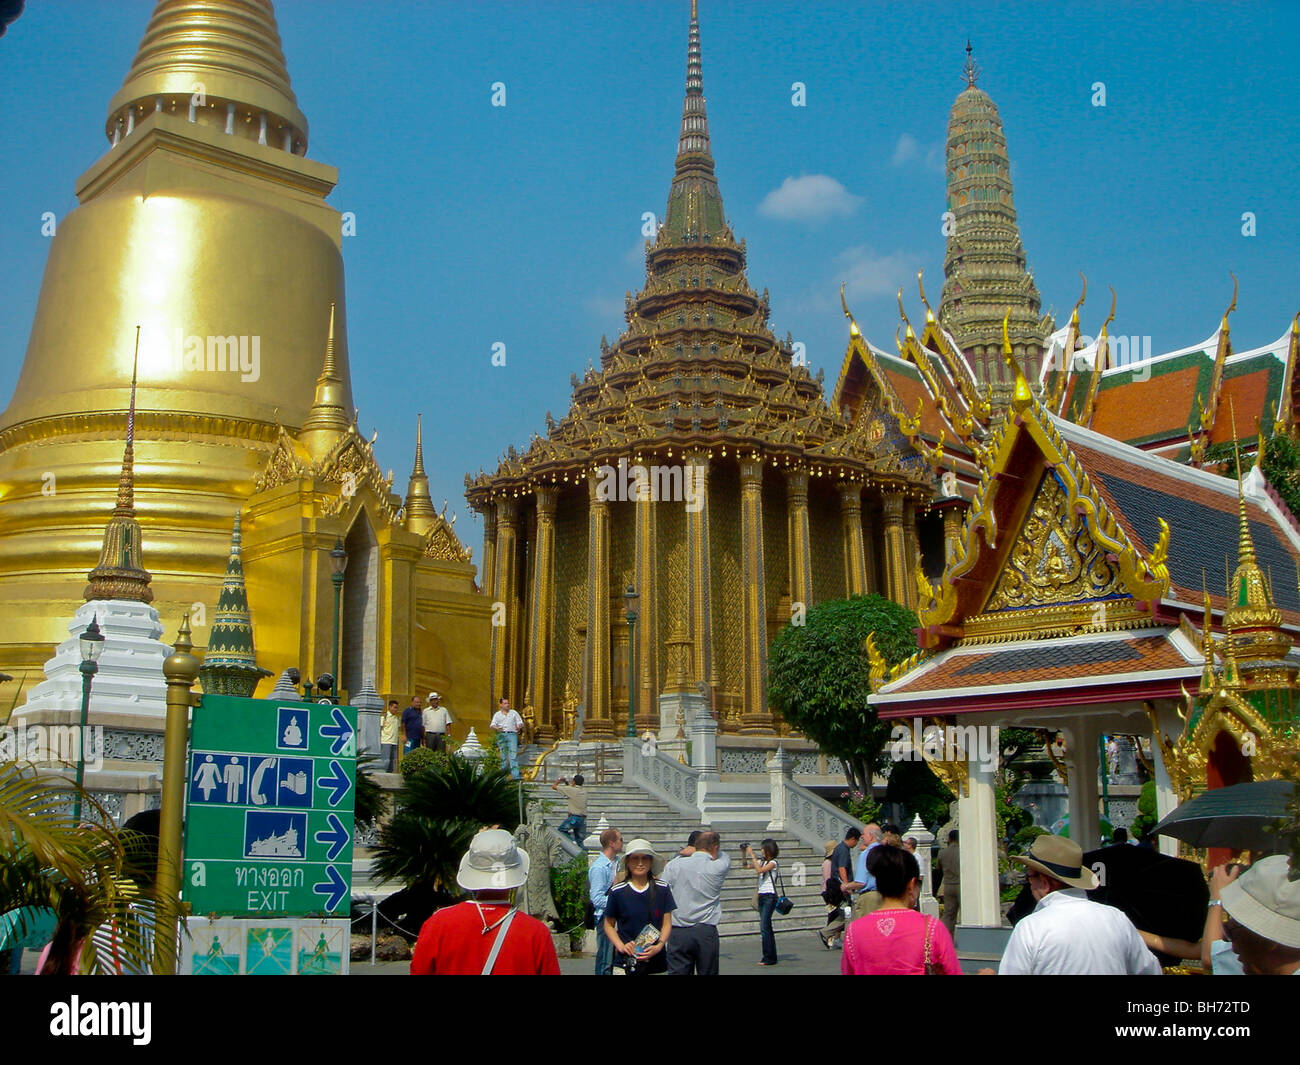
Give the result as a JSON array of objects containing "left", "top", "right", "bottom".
[{"left": 182, "top": 695, "right": 356, "bottom": 918}]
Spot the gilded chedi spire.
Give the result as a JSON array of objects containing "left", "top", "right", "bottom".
[
  {"left": 938, "top": 42, "right": 1052, "bottom": 400},
  {"left": 106, "top": 0, "right": 308, "bottom": 152},
  {"left": 85, "top": 333, "right": 153, "bottom": 604},
  {"left": 298, "top": 302, "right": 352, "bottom": 462},
  {"left": 404, "top": 414, "right": 437, "bottom": 536},
  {"left": 1221, "top": 458, "right": 1291, "bottom": 669},
  {"left": 199, "top": 512, "right": 272, "bottom": 696},
  {"left": 0, "top": 0, "right": 353, "bottom": 677}
]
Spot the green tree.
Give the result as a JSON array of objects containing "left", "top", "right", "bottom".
[
  {"left": 371, "top": 752, "right": 520, "bottom": 894},
  {"left": 1205, "top": 431, "right": 1300, "bottom": 519},
  {"left": 768, "top": 594, "right": 920, "bottom": 792}
]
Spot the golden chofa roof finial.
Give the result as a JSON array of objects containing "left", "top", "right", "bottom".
[
  {"left": 963, "top": 39, "right": 980, "bottom": 89},
  {"left": 1002, "top": 311, "right": 1032, "bottom": 412},
  {"left": 840, "top": 282, "right": 860, "bottom": 337},
  {"left": 917, "top": 270, "right": 935, "bottom": 324}
]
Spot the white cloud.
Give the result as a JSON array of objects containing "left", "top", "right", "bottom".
[
  {"left": 891, "top": 133, "right": 921, "bottom": 166},
  {"left": 757, "top": 174, "right": 861, "bottom": 222},
  {"left": 837, "top": 245, "right": 923, "bottom": 301},
  {"left": 892, "top": 133, "right": 945, "bottom": 174}
]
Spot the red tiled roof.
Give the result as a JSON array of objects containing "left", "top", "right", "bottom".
[
  {"left": 883, "top": 633, "right": 1193, "bottom": 697},
  {"left": 1090, "top": 365, "right": 1201, "bottom": 443}
]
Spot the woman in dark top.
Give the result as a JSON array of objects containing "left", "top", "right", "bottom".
[{"left": 602, "top": 838, "right": 675, "bottom": 975}]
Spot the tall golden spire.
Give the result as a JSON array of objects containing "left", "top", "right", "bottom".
[
  {"left": 663, "top": 0, "right": 726, "bottom": 243},
  {"left": 298, "top": 302, "right": 351, "bottom": 461},
  {"left": 106, "top": 0, "right": 308, "bottom": 152},
  {"left": 1222, "top": 420, "right": 1290, "bottom": 666},
  {"left": 86, "top": 329, "right": 153, "bottom": 604},
  {"left": 404, "top": 414, "right": 437, "bottom": 536}
]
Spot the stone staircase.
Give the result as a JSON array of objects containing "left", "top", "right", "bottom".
[{"left": 524, "top": 775, "right": 831, "bottom": 940}]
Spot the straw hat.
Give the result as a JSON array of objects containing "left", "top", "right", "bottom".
[
  {"left": 1221, "top": 855, "right": 1300, "bottom": 949},
  {"left": 617, "top": 838, "right": 665, "bottom": 878},
  {"left": 1010, "top": 834, "right": 1099, "bottom": 890},
  {"left": 823, "top": 841, "right": 837, "bottom": 858},
  {"left": 456, "top": 829, "right": 529, "bottom": 891}
]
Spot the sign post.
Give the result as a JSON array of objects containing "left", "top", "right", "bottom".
[{"left": 183, "top": 695, "right": 356, "bottom": 920}]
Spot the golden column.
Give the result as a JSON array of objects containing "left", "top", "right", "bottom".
[
  {"left": 942, "top": 504, "right": 963, "bottom": 563},
  {"left": 491, "top": 498, "right": 519, "bottom": 704},
  {"left": 882, "top": 492, "right": 908, "bottom": 607},
  {"left": 786, "top": 468, "right": 813, "bottom": 613},
  {"left": 839, "top": 481, "right": 869, "bottom": 597},
  {"left": 903, "top": 500, "right": 920, "bottom": 607},
  {"left": 479, "top": 506, "right": 498, "bottom": 600},
  {"left": 739, "top": 458, "right": 773, "bottom": 733},
  {"left": 634, "top": 472, "right": 660, "bottom": 732},
  {"left": 583, "top": 473, "right": 614, "bottom": 739},
  {"left": 525, "top": 488, "right": 557, "bottom": 742},
  {"left": 685, "top": 449, "right": 712, "bottom": 700}
]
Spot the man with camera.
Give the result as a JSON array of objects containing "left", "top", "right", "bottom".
[{"left": 663, "top": 830, "right": 730, "bottom": 975}]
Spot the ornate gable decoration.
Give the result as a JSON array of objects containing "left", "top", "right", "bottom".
[
  {"left": 915, "top": 321, "right": 1171, "bottom": 648},
  {"left": 254, "top": 423, "right": 402, "bottom": 529},
  {"left": 984, "top": 469, "right": 1124, "bottom": 612},
  {"left": 423, "top": 513, "right": 473, "bottom": 563}
]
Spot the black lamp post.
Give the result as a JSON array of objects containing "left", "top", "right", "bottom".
[
  {"left": 74, "top": 616, "right": 105, "bottom": 823},
  {"left": 624, "top": 585, "right": 638, "bottom": 738},
  {"left": 329, "top": 538, "right": 347, "bottom": 698}
]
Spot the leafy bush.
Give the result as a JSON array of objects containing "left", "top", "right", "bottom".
[
  {"left": 372, "top": 753, "right": 520, "bottom": 894},
  {"left": 1130, "top": 780, "right": 1158, "bottom": 841},
  {"left": 1011, "top": 824, "right": 1049, "bottom": 852},
  {"left": 398, "top": 746, "right": 438, "bottom": 781},
  {"left": 549, "top": 854, "right": 589, "bottom": 949}
]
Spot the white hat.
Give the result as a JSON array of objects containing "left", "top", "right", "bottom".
[
  {"left": 427, "top": 691, "right": 441, "bottom": 702},
  {"left": 1221, "top": 854, "right": 1300, "bottom": 949},
  {"left": 617, "top": 838, "right": 665, "bottom": 878},
  {"left": 456, "top": 829, "right": 529, "bottom": 891}
]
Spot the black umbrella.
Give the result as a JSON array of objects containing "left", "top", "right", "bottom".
[
  {"left": 1083, "top": 844, "right": 1207, "bottom": 945},
  {"left": 1152, "top": 779, "right": 1296, "bottom": 854}
]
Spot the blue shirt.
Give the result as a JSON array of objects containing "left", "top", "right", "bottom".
[
  {"left": 854, "top": 843, "right": 879, "bottom": 893},
  {"left": 588, "top": 852, "right": 616, "bottom": 919}
]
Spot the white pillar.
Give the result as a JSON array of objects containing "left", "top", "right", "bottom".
[
  {"left": 766, "top": 746, "right": 794, "bottom": 833},
  {"left": 225, "top": 102, "right": 236, "bottom": 135},
  {"left": 1066, "top": 720, "right": 1102, "bottom": 851},
  {"left": 1150, "top": 702, "right": 1181, "bottom": 857},
  {"left": 958, "top": 758, "right": 1001, "bottom": 926}
]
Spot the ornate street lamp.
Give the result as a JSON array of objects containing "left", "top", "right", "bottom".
[
  {"left": 73, "top": 616, "right": 105, "bottom": 823},
  {"left": 329, "top": 538, "right": 348, "bottom": 698},
  {"left": 624, "top": 585, "right": 638, "bottom": 738}
]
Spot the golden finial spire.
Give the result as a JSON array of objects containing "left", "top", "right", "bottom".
[
  {"left": 86, "top": 327, "right": 153, "bottom": 603},
  {"left": 298, "top": 301, "right": 350, "bottom": 460},
  {"left": 404, "top": 412, "right": 437, "bottom": 536}
]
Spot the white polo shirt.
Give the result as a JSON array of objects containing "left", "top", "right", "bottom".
[
  {"left": 999, "top": 888, "right": 1162, "bottom": 975},
  {"left": 491, "top": 709, "right": 523, "bottom": 733}
]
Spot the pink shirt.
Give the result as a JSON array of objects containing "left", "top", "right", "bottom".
[{"left": 841, "top": 908, "right": 962, "bottom": 975}]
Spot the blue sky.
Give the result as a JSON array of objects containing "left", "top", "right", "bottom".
[{"left": 2, "top": 1, "right": 1297, "bottom": 566}]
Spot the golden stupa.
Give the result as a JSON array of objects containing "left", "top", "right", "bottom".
[{"left": 0, "top": 1, "right": 490, "bottom": 724}]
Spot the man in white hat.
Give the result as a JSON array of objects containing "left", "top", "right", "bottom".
[
  {"left": 1219, "top": 854, "right": 1300, "bottom": 975},
  {"left": 422, "top": 692, "right": 453, "bottom": 752},
  {"left": 410, "top": 829, "right": 560, "bottom": 976},
  {"left": 998, "top": 833, "right": 1160, "bottom": 975}
]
